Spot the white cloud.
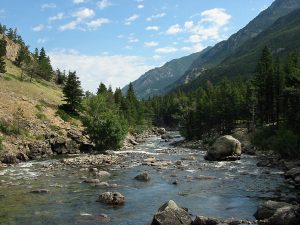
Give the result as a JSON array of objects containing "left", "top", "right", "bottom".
[
  {"left": 32, "top": 24, "right": 44, "bottom": 32},
  {"left": 166, "top": 24, "right": 182, "bottom": 35},
  {"left": 201, "top": 8, "right": 231, "bottom": 27},
  {"left": 128, "top": 37, "right": 139, "bottom": 43},
  {"left": 86, "top": 18, "right": 110, "bottom": 30},
  {"left": 49, "top": 50, "right": 153, "bottom": 91},
  {"left": 49, "top": 12, "right": 64, "bottom": 22},
  {"left": 73, "top": 8, "right": 95, "bottom": 20},
  {"left": 147, "top": 13, "right": 166, "bottom": 21},
  {"left": 125, "top": 14, "right": 139, "bottom": 25},
  {"left": 185, "top": 34, "right": 202, "bottom": 43},
  {"left": 137, "top": 4, "right": 144, "bottom": 9},
  {"left": 185, "top": 8, "right": 231, "bottom": 42},
  {"left": 41, "top": 3, "right": 56, "bottom": 10},
  {"left": 155, "top": 47, "right": 178, "bottom": 54},
  {"left": 181, "top": 43, "right": 204, "bottom": 53},
  {"left": 37, "top": 38, "right": 47, "bottom": 44},
  {"left": 73, "top": 0, "right": 88, "bottom": 4},
  {"left": 145, "top": 26, "right": 159, "bottom": 31},
  {"left": 144, "top": 41, "right": 159, "bottom": 47},
  {"left": 153, "top": 55, "right": 161, "bottom": 61},
  {"left": 184, "top": 21, "right": 194, "bottom": 30},
  {"left": 59, "top": 20, "right": 80, "bottom": 31},
  {"left": 97, "top": 0, "right": 112, "bottom": 10}
]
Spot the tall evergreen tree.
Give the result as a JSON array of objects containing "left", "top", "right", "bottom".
[
  {"left": 63, "top": 71, "right": 84, "bottom": 113},
  {"left": 97, "top": 82, "right": 107, "bottom": 95},
  {"left": 0, "top": 38, "right": 7, "bottom": 73}
]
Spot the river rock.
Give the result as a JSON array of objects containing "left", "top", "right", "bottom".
[
  {"left": 161, "top": 134, "right": 172, "bottom": 140},
  {"left": 134, "top": 172, "right": 151, "bottom": 181},
  {"left": 152, "top": 127, "right": 166, "bottom": 135},
  {"left": 193, "top": 215, "right": 219, "bottom": 225},
  {"left": 204, "top": 135, "right": 241, "bottom": 161},
  {"left": 1, "top": 153, "right": 18, "bottom": 164},
  {"left": 151, "top": 200, "right": 192, "bottom": 225},
  {"left": 30, "top": 189, "right": 50, "bottom": 194},
  {"left": 97, "top": 192, "right": 125, "bottom": 205},
  {"left": 95, "top": 171, "right": 111, "bottom": 178},
  {"left": 84, "top": 179, "right": 100, "bottom": 184},
  {"left": 254, "top": 200, "right": 300, "bottom": 225},
  {"left": 16, "top": 152, "right": 29, "bottom": 161},
  {"left": 285, "top": 167, "right": 300, "bottom": 179}
]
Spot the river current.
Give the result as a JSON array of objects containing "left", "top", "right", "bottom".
[{"left": 0, "top": 133, "right": 296, "bottom": 225}]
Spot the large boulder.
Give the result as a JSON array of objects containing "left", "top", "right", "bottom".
[
  {"left": 204, "top": 135, "right": 241, "bottom": 161},
  {"left": 97, "top": 192, "right": 125, "bottom": 205},
  {"left": 254, "top": 200, "right": 300, "bottom": 225},
  {"left": 151, "top": 200, "right": 192, "bottom": 225},
  {"left": 1, "top": 153, "right": 18, "bottom": 164},
  {"left": 134, "top": 172, "right": 151, "bottom": 181}
]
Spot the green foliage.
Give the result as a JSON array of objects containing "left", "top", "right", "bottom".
[
  {"left": 82, "top": 94, "right": 128, "bottom": 151},
  {"left": 272, "top": 129, "right": 300, "bottom": 158},
  {"left": 0, "top": 119, "right": 22, "bottom": 136},
  {"left": 55, "top": 69, "right": 66, "bottom": 85},
  {"left": 36, "top": 48, "right": 53, "bottom": 81},
  {"left": 0, "top": 136, "right": 3, "bottom": 151},
  {"left": 36, "top": 112, "right": 47, "bottom": 120},
  {"left": 62, "top": 71, "right": 84, "bottom": 113},
  {"left": 56, "top": 109, "right": 72, "bottom": 122},
  {"left": 252, "top": 127, "right": 300, "bottom": 159},
  {"left": 0, "top": 38, "right": 7, "bottom": 74}
]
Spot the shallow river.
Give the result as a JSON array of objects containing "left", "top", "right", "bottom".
[{"left": 0, "top": 133, "right": 296, "bottom": 225}]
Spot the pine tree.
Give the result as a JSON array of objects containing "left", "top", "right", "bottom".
[
  {"left": 97, "top": 82, "right": 107, "bottom": 95},
  {"left": 63, "top": 71, "right": 84, "bottom": 113},
  {"left": 254, "top": 46, "right": 274, "bottom": 124},
  {"left": 0, "top": 38, "right": 7, "bottom": 73}
]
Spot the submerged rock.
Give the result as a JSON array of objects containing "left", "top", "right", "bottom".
[
  {"left": 204, "top": 135, "right": 241, "bottom": 161},
  {"left": 97, "top": 192, "right": 125, "bottom": 205},
  {"left": 95, "top": 171, "right": 111, "bottom": 178},
  {"left": 193, "top": 215, "right": 219, "bottom": 225},
  {"left": 254, "top": 200, "right": 300, "bottom": 225},
  {"left": 134, "top": 172, "right": 151, "bottom": 181},
  {"left": 30, "top": 189, "right": 50, "bottom": 194},
  {"left": 151, "top": 200, "right": 192, "bottom": 225}
]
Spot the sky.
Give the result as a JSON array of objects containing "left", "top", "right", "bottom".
[{"left": 0, "top": 0, "right": 274, "bottom": 92}]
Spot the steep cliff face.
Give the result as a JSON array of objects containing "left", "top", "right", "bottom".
[{"left": 0, "top": 34, "right": 20, "bottom": 61}]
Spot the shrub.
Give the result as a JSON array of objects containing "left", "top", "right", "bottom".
[
  {"left": 252, "top": 126, "right": 300, "bottom": 159},
  {"left": 0, "top": 136, "right": 3, "bottom": 151},
  {"left": 272, "top": 129, "right": 300, "bottom": 159},
  {"left": 82, "top": 95, "right": 128, "bottom": 151},
  {"left": 36, "top": 112, "right": 47, "bottom": 120},
  {"left": 56, "top": 109, "right": 71, "bottom": 122},
  {"left": 252, "top": 126, "right": 276, "bottom": 150}
]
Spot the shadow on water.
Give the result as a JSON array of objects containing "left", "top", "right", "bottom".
[{"left": 0, "top": 132, "right": 296, "bottom": 225}]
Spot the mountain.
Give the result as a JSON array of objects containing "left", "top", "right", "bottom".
[
  {"left": 122, "top": 48, "right": 210, "bottom": 99},
  {"left": 176, "top": 0, "right": 300, "bottom": 87},
  {"left": 176, "top": 8, "right": 300, "bottom": 92}
]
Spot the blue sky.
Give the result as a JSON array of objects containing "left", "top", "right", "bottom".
[{"left": 1, "top": 0, "right": 274, "bottom": 92}]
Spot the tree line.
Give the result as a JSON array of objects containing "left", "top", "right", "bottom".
[{"left": 61, "top": 47, "right": 299, "bottom": 157}]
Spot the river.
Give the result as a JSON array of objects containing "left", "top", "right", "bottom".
[{"left": 0, "top": 133, "right": 296, "bottom": 225}]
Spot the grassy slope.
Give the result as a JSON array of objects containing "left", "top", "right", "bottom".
[{"left": 0, "top": 60, "right": 75, "bottom": 156}]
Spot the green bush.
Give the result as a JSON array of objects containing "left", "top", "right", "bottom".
[
  {"left": 252, "top": 126, "right": 276, "bottom": 150},
  {"left": 272, "top": 129, "right": 300, "bottom": 158},
  {"left": 82, "top": 95, "right": 128, "bottom": 151},
  {"left": 36, "top": 112, "right": 47, "bottom": 120},
  {"left": 0, "top": 136, "right": 4, "bottom": 151},
  {"left": 252, "top": 126, "right": 300, "bottom": 158},
  {"left": 56, "top": 109, "right": 71, "bottom": 122},
  {"left": 0, "top": 120, "right": 19, "bottom": 135}
]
